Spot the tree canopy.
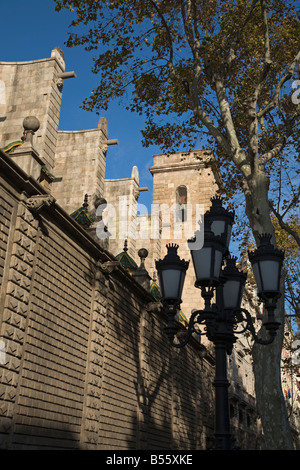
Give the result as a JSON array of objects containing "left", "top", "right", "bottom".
[{"left": 54, "top": 0, "right": 300, "bottom": 188}]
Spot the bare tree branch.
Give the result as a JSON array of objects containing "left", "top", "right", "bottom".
[
  {"left": 260, "top": 107, "right": 300, "bottom": 165},
  {"left": 247, "top": 1, "right": 273, "bottom": 171},
  {"left": 260, "top": 139, "right": 288, "bottom": 165},
  {"left": 180, "top": 0, "right": 202, "bottom": 83},
  {"left": 284, "top": 268, "right": 300, "bottom": 317},
  {"left": 260, "top": 0, "right": 272, "bottom": 72},
  {"left": 214, "top": 76, "right": 241, "bottom": 150},
  {"left": 281, "top": 184, "right": 300, "bottom": 218}
]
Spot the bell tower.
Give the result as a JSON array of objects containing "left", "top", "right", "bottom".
[{"left": 149, "top": 149, "right": 221, "bottom": 318}]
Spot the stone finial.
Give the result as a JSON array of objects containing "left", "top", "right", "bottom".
[
  {"left": 22, "top": 116, "right": 40, "bottom": 144},
  {"left": 132, "top": 248, "right": 151, "bottom": 291},
  {"left": 53, "top": 46, "right": 64, "bottom": 60},
  {"left": 83, "top": 193, "right": 89, "bottom": 208},
  {"left": 23, "top": 116, "right": 40, "bottom": 132},
  {"left": 138, "top": 248, "right": 148, "bottom": 266},
  {"left": 51, "top": 47, "right": 65, "bottom": 71},
  {"left": 131, "top": 165, "right": 139, "bottom": 185},
  {"left": 98, "top": 117, "right": 108, "bottom": 139},
  {"left": 9, "top": 116, "right": 44, "bottom": 181}
]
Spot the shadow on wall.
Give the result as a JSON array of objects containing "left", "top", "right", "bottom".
[
  {"left": 0, "top": 421, "right": 82, "bottom": 450},
  {"left": 99, "top": 272, "right": 179, "bottom": 450},
  {"left": 120, "top": 289, "right": 212, "bottom": 450},
  {"left": 0, "top": 262, "right": 211, "bottom": 450}
]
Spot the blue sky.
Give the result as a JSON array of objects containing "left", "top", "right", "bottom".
[{"left": 1, "top": 0, "right": 165, "bottom": 210}]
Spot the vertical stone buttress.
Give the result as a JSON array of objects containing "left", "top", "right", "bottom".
[
  {"left": 0, "top": 48, "right": 66, "bottom": 173},
  {"left": 80, "top": 265, "right": 110, "bottom": 449},
  {"left": 103, "top": 167, "right": 140, "bottom": 259},
  {"left": 52, "top": 118, "right": 110, "bottom": 215},
  {"left": 0, "top": 200, "right": 39, "bottom": 448}
]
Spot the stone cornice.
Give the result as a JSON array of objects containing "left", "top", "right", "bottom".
[
  {"left": 149, "top": 161, "right": 203, "bottom": 174},
  {"left": 0, "top": 54, "right": 64, "bottom": 71}
]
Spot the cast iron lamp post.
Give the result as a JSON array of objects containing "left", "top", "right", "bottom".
[{"left": 155, "top": 196, "right": 284, "bottom": 450}]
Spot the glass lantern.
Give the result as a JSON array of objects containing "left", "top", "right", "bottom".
[
  {"left": 189, "top": 219, "right": 225, "bottom": 288},
  {"left": 205, "top": 196, "right": 235, "bottom": 252},
  {"left": 248, "top": 234, "right": 284, "bottom": 301},
  {"left": 220, "top": 256, "right": 247, "bottom": 310},
  {"left": 155, "top": 244, "right": 189, "bottom": 306}
]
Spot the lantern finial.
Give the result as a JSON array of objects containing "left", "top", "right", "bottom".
[
  {"left": 258, "top": 233, "right": 272, "bottom": 246},
  {"left": 166, "top": 243, "right": 179, "bottom": 252}
]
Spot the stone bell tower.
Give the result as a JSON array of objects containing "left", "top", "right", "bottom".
[{"left": 149, "top": 149, "right": 221, "bottom": 318}]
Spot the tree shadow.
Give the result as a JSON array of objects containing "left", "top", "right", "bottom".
[{"left": 0, "top": 421, "right": 82, "bottom": 450}]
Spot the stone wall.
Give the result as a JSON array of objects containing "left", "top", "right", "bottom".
[
  {"left": 52, "top": 118, "right": 110, "bottom": 216},
  {"left": 0, "top": 49, "right": 291, "bottom": 452},
  {"left": 0, "top": 148, "right": 216, "bottom": 450}
]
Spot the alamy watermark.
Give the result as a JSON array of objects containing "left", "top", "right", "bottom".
[
  {"left": 95, "top": 198, "right": 205, "bottom": 250},
  {"left": 291, "top": 80, "right": 300, "bottom": 104},
  {"left": 292, "top": 340, "right": 300, "bottom": 365}
]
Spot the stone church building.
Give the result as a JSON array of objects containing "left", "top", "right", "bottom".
[{"left": 0, "top": 47, "right": 298, "bottom": 450}]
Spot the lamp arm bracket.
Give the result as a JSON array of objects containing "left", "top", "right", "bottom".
[
  {"left": 168, "top": 309, "right": 207, "bottom": 349},
  {"left": 232, "top": 308, "right": 277, "bottom": 345}
]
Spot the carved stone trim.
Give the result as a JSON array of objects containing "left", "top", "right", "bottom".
[
  {"left": 96, "top": 260, "right": 120, "bottom": 274},
  {"left": 24, "top": 194, "right": 55, "bottom": 214},
  {"left": 145, "top": 301, "right": 163, "bottom": 313}
]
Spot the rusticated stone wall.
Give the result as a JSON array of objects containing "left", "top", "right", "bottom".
[{"left": 0, "top": 148, "right": 216, "bottom": 450}]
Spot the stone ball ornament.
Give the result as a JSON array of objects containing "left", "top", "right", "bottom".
[
  {"left": 138, "top": 248, "right": 149, "bottom": 260},
  {"left": 23, "top": 116, "right": 40, "bottom": 133}
]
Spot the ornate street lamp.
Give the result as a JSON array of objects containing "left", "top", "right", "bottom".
[
  {"left": 248, "top": 233, "right": 284, "bottom": 301},
  {"left": 155, "top": 243, "right": 189, "bottom": 306},
  {"left": 155, "top": 243, "right": 189, "bottom": 342},
  {"left": 205, "top": 196, "right": 235, "bottom": 252},
  {"left": 189, "top": 218, "right": 224, "bottom": 288},
  {"left": 248, "top": 233, "right": 284, "bottom": 334},
  {"left": 220, "top": 256, "right": 247, "bottom": 312},
  {"left": 155, "top": 197, "right": 284, "bottom": 450}
]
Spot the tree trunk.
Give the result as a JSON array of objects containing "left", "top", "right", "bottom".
[
  {"left": 244, "top": 171, "right": 294, "bottom": 449},
  {"left": 252, "top": 303, "right": 293, "bottom": 449}
]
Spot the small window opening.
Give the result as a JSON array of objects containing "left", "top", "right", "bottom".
[{"left": 176, "top": 185, "right": 187, "bottom": 222}]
